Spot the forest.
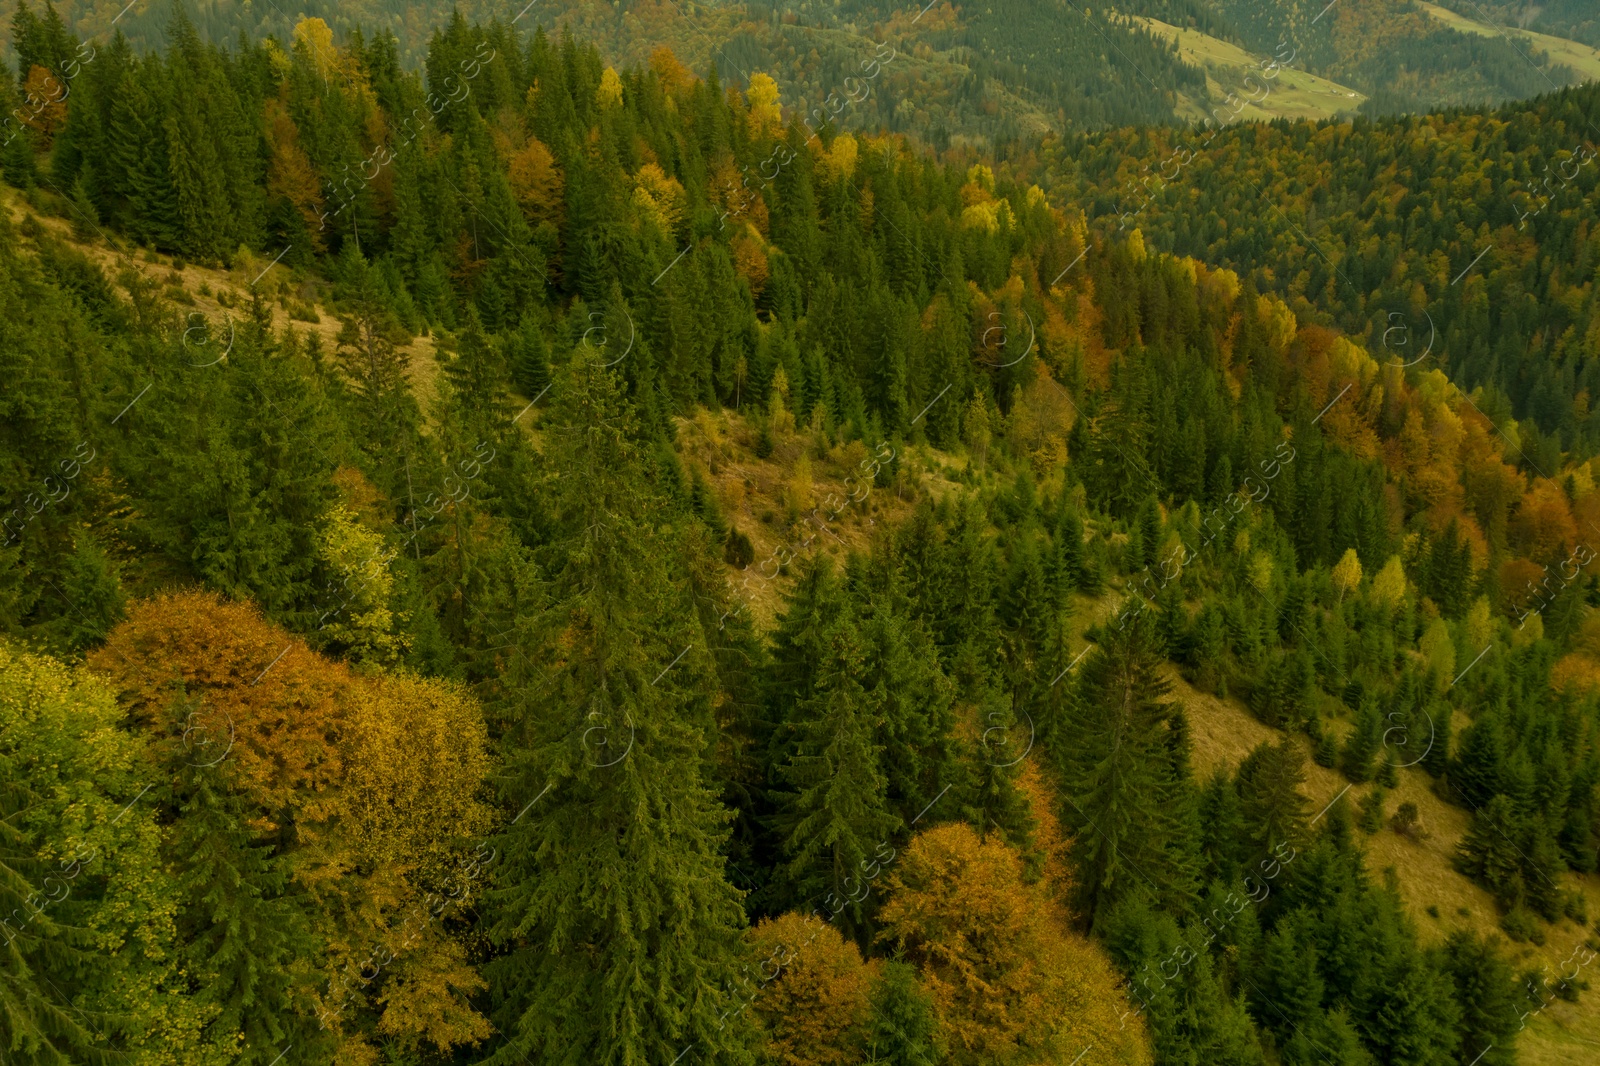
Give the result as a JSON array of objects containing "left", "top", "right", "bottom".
[
  {"left": 4, "top": 0, "right": 1597, "bottom": 146},
  {"left": 1024, "top": 78, "right": 1600, "bottom": 465},
  {"left": 4, "top": 2, "right": 1600, "bottom": 1065}
]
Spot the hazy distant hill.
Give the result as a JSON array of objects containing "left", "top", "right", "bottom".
[
  {"left": 1203, "top": 0, "right": 1591, "bottom": 113},
  {"left": 5, "top": 0, "right": 1600, "bottom": 138}
]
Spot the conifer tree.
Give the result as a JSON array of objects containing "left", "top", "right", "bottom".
[
  {"left": 1058, "top": 611, "right": 1196, "bottom": 929},
  {"left": 483, "top": 362, "right": 754, "bottom": 1066},
  {"left": 1441, "top": 931, "right": 1521, "bottom": 1066},
  {"left": 774, "top": 607, "right": 900, "bottom": 936},
  {"left": 1455, "top": 795, "right": 1527, "bottom": 910},
  {"left": 1236, "top": 740, "right": 1311, "bottom": 868},
  {"left": 165, "top": 748, "right": 325, "bottom": 1062},
  {"left": 865, "top": 961, "right": 940, "bottom": 1066},
  {"left": 509, "top": 309, "right": 552, "bottom": 400},
  {"left": 856, "top": 600, "right": 956, "bottom": 828}
]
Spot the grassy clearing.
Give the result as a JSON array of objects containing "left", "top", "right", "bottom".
[
  {"left": 2, "top": 185, "right": 451, "bottom": 414},
  {"left": 1166, "top": 663, "right": 1600, "bottom": 1060},
  {"left": 1418, "top": 1, "right": 1600, "bottom": 83},
  {"left": 1135, "top": 18, "right": 1366, "bottom": 125}
]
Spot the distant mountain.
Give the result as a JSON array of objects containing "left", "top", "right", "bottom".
[
  {"left": 5, "top": 0, "right": 1600, "bottom": 139},
  {"left": 1203, "top": 0, "right": 1593, "bottom": 113},
  {"left": 1439, "top": 0, "right": 1600, "bottom": 49}
]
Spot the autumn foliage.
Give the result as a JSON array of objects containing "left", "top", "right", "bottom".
[
  {"left": 876, "top": 822, "right": 1151, "bottom": 1066},
  {"left": 747, "top": 913, "right": 877, "bottom": 1065},
  {"left": 88, "top": 590, "right": 495, "bottom": 1057}
]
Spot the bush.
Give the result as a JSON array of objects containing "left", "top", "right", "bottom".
[
  {"left": 1390, "top": 801, "right": 1427, "bottom": 840},
  {"left": 724, "top": 526, "right": 755, "bottom": 569},
  {"left": 1501, "top": 908, "right": 1543, "bottom": 944}
]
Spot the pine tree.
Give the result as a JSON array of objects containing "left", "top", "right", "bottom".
[
  {"left": 509, "top": 309, "right": 552, "bottom": 400},
  {"left": 1052, "top": 504, "right": 1094, "bottom": 595},
  {"left": 483, "top": 363, "right": 754, "bottom": 1065},
  {"left": 165, "top": 750, "right": 325, "bottom": 1061},
  {"left": 775, "top": 606, "right": 900, "bottom": 936},
  {"left": 1058, "top": 611, "right": 1196, "bottom": 928},
  {"left": 1441, "top": 931, "right": 1521, "bottom": 1066},
  {"left": 1236, "top": 740, "right": 1311, "bottom": 867},
  {"left": 1135, "top": 495, "right": 1163, "bottom": 572},
  {"left": 1084, "top": 362, "right": 1157, "bottom": 518},
  {"left": 1357, "top": 787, "right": 1387, "bottom": 834},
  {"left": 1522, "top": 818, "right": 1567, "bottom": 922},
  {"left": 865, "top": 961, "right": 940, "bottom": 1066},
  {"left": 1101, "top": 896, "right": 1266, "bottom": 1065},
  {"left": 962, "top": 686, "right": 1037, "bottom": 851},
  {"left": 1341, "top": 697, "right": 1383, "bottom": 783},
  {"left": 1451, "top": 711, "right": 1505, "bottom": 809},
  {"left": 855, "top": 599, "right": 955, "bottom": 828},
  {"left": 1455, "top": 795, "right": 1526, "bottom": 911}
]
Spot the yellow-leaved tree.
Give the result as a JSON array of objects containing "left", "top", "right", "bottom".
[
  {"left": 508, "top": 135, "right": 565, "bottom": 225},
  {"left": 315, "top": 504, "right": 408, "bottom": 664},
  {"left": 746, "top": 72, "right": 783, "bottom": 138},
  {"left": 0, "top": 641, "right": 218, "bottom": 1064},
  {"left": 1370, "top": 554, "right": 1409, "bottom": 610},
  {"left": 877, "top": 822, "right": 1152, "bottom": 1065},
  {"left": 90, "top": 591, "right": 496, "bottom": 1060},
  {"left": 596, "top": 66, "right": 624, "bottom": 108},
  {"left": 264, "top": 94, "right": 327, "bottom": 250},
  {"left": 746, "top": 913, "right": 877, "bottom": 1064},
  {"left": 292, "top": 17, "right": 340, "bottom": 80},
  {"left": 632, "top": 161, "right": 686, "bottom": 234},
  {"left": 819, "top": 132, "right": 858, "bottom": 183},
  {"left": 1332, "top": 547, "right": 1363, "bottom": 602}
]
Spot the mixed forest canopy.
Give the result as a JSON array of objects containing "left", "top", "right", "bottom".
[
  {"left": 3, "top": 2, "right": 1600, "bottom": 1066},
  {"left": 1028, "top": 79, "right": 1600, "bottom": 460}
]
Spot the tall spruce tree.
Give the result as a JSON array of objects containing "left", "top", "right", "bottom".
[
  {"left": 1058, "top": 610, "right": 1197, "bottom": 929},
  {"left": 774, "top": 604, "right": 899, "bottom": 938},
  {"left": 165, "top": 748, "right": 325, "bottom": 1062},
  {"left": 482, "top": 362, "right": 754, "bottom": 1065}
]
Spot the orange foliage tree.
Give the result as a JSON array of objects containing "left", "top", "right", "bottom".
[
  {"left": 265, "top": 95, "right": 328, "bottom": 249},
  {"left": 20, "top": 64, "right": 68, "bottom": 143},
  {"left": 508, "top": 135, "right": 565, "bottom": 226},
  {"left": 1509, "top": 478, "right": 1577, "bottom": 565},
  {"left": 731, "top": 229, "right": 769, "bottom": 297},
  {"left": 747, "top": 912, "right": 877, "bottom": 1065},
  {"left": 89, "top": 590, "right": 495, "bottom": 1057},
  {"left": 877, "top": 822, "right": 1151, "bottom": 1066}
]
